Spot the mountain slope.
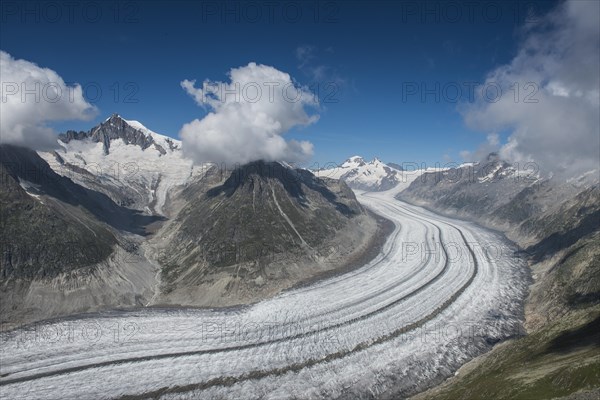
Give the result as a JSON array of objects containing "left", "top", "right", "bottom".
[
  {"left": 399, "top": 154, "right": 600, "bottom": 400},
  {"left": 0, "top": 145, "right": 161, "bottom": 328},
  {"left": 149, "top": 160, "right": 386, "bottom": 307},
  {"left": 0, "top": 146, "right": 116, "bottom": 280},
  {"left": 397, "top": 153, "right": 544, "bottom": 225}
]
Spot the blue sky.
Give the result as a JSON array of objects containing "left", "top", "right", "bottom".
[{"left": 1, "top": 0, "right": 560, "bottom": 167}]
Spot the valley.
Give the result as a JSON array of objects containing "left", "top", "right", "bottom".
[
  {"left": 1, "top": 114, "right": 597, "bottom": 399},
  {"left": 0, "top": 190, "right": 528, "bottom": 399},
  {"left": 2, "top": 2, "right": 598, "bottom": 397}
]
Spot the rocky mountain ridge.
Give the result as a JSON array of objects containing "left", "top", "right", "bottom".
[
  {"left": 59, "top": 113, "right": 178, "bottom": 155},
  {"left": 0, "top": 145, "right": 161, "bottom": 327}
]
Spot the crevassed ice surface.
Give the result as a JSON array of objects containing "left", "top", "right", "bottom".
[{"left": 0, "top": 191, "right": 529, "bottom": 399}]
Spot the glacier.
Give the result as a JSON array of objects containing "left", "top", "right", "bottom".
[{"left": 0, "top": 188, "right": 529, "bottom": 399}]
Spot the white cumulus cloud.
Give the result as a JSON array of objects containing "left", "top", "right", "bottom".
[
  {"left": 0, "top": 50, "right": 97, "bottom": 150},
  {"left": 180, "top": 62, "right": 318, "bottom": 166},
  {"left": 461, "top": 0, "right": 600, "bottom": 177}
]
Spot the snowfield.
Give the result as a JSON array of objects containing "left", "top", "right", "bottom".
[{"left": 0, "top": 190, "right": 528, "bottom": 399}]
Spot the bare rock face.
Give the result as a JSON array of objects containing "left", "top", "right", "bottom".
[{"left": 0, "top": 145, "right": 117, "bottom": 279}]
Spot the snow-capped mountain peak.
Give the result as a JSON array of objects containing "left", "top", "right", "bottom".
[
  {"left": 60, "top": 113, "right": 180, "bottom": 156},
  {"left": 317, "top": 156, "right": 405, "bottom": 192},
  {"left": 39, "top": 114, "right": 202, "bottom": 216},
  {"left": 342, "top": 156, "right": 366, "bottom": 167}
]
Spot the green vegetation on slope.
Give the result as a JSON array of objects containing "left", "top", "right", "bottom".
[{"left": 415, "top": 309, "right": 599, "bottom": 400}]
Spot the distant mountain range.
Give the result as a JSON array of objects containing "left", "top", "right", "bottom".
[
  {"left": 398, "top": 152, "right": 597, "bottom": 236},
  {"left": 315, "top": 156, "right": 404, "bottom": 191}
]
